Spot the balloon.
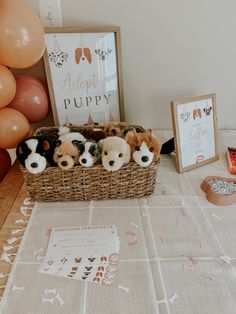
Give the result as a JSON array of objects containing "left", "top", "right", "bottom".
[
  {"left": 8, "top": 75, "right": 49, "bottom": 123},
  {"left": 0, "top": 64, "right": 16, "bottom": 108},
  {"left": 0, "top": 108, "right": 30, "bottom": 149},
  {"left": 0, "top": 0, "right": 45, "bottom": 68},
  {"left": 0, "top": 148, "right": 11, "bottom": 182}
]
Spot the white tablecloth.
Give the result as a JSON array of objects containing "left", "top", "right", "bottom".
[{"left": 1, "top": 130, "right": 236, "bottom": 314}]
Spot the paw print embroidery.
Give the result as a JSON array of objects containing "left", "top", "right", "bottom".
[
  {"left": 61, "top": 257, "right": 68, "bottom": 264},
  {"left": 95, "top": 48, "right": 112, "bottom": 60}
]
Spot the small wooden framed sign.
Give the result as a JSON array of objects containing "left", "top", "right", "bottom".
[
  {"left": 43, "top": 27, "right": 124, "bottom": 126},
  {"left": 171, "top": 94, "right": 219, "bottom": 173}
]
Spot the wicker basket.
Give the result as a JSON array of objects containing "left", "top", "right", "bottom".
[{"left": 20, "top": 126, "right": 159, "bottom": 202}]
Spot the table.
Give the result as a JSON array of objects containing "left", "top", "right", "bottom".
[{"left": 1, "top": 131, "right": 236, "bottom": 314}]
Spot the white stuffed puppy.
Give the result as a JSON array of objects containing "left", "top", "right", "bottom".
[
  {"left": 100, "top": 136, "right": 130, "bottom": 171},
  {"left": 58, "top": 126, "right": 86, "bottom": 143}
]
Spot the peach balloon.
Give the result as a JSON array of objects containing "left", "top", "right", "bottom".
[
  {"left": 0, "top": 0, "right": 45, "bottom": 68},
  {"left": 8, "top": 75, "right": 49, "bottom": 123},
  {"left": 0, "top": 64, "right": 16, "bottom": 108},
  {"left": 0, "top": 108, "right": 30, "bottom": 149}
]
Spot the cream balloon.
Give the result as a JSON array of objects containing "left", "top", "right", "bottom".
[
  {"left": 0, "top": 0, "right": 45, "bottom": 68},
  {"left": 0, "top": 64, "right": 16, "bottom": 108}
]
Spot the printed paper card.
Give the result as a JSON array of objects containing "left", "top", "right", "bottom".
[{"left": 38, "top": 225, "right": 120, "bottom": 285}]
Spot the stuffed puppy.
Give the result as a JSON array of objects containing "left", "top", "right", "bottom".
[
  {"left": 53, "top": 140, "right": 80, "bottom": 171},
  {"left": 58, "top": 126, "right": 86, "bottom": 143},
  {"left": 100, "top": 136, "right": 130, "bottom": 171},
  {"left": 122, "top": 125, "right": 145, "bottom": 137},
  {"left": 125, "top": 128, "right": 161, "bottom": 167},
  {"left": 16, "top": 136, "right": 54, "bottom": 174},
  {"left": 104, "top": 121, "right": 127, "bottom": 137},
  {"left": 77, "top": 141, "right": 101, "bottom": 167},
  {"left": 81, "top": 126, "right": 106, "bottom": 142}
]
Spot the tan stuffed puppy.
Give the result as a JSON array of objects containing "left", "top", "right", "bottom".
[
  {"left": 100, "top": 136, "right": 130, "bottom": 171},
  {"left": 125, "top": 128, "right": 161, "bottom": 167},
  {"left": 104, "top": 121, "right": 127, "bottom": 137},
  {"left": 53, "top": 140, "right": 80, "bottom": 171}
]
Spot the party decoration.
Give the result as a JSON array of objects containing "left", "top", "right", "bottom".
[
  {"left": 0, "top": 108, "right": 30, "bottom": 149},
  {"left": 48, "top": 37, "right": 69, "bottom": 68},
  {"left": 0, "top": 148, "right": 11, "bottom": 182},
  {"left": 8, "top": 75, "right": 49, "bottom": 123},
  {"left": 0, "top": 0, "right": 45, "bottom": 68},
  {"left": 0, "top": 64, "right": 16, "bottom": 108}
]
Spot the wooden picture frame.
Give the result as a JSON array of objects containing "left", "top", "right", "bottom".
[
  {"left": 171, "top": 94, "right": 219, "bottom": 173},
  {"left": 43, "top": 27, "right": 125, "bottom": 126}
]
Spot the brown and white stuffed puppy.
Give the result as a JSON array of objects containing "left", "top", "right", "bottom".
[
  {"left": 125, "top": 128, "right": 161, "bottom": 167},
  {"left": 100, "top": 136, "right": 130, "bottom": 171},
  {"left": 104, "top": 121, "right": 127, "bottom": 137},
  {"left": 53, "top": 140, "right": 80, "bottom": 171}
]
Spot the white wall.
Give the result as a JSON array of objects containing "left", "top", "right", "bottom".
[{"left": 27, "top": 0, "right": 236, "bottom": 129}]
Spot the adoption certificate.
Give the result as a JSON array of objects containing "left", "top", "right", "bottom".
[{"left": 38, "top": 225, "right": 120, "bottom": 285}]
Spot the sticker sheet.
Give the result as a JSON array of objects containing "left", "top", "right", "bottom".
[{"left": 38, "top": 225, "right": 120, "bottom": 285}]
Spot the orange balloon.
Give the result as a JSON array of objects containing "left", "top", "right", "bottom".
[
  {"left": 0, "top": 64, "right": 16, "bottom": 108},
  {"left": 0, "top": 0, "right": 45, "bottom": 69},
  {"left": 0, "top": 108, "right": 30, "bottom": 149},
  {"left": 8, "top": 75, "right": 49, "bottom": 123}
]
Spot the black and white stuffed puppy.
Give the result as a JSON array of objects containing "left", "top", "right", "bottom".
[
  {"left": 77, "top": 141, "right": 101, "bottom": 167},
  {"left": 16, "top": 136, "right": 54, "bottom": 174}
]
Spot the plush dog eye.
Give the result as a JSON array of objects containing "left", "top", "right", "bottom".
[
  {"left": 149, "top": 147, "right": 154, "bottom": 152},
  {"left": 58, "top": 154, "right": 62, "bottom": 158},
  {"left": 72, "top": 156, "right": 76, "bottom": 159},
  {"left": 104, "top": 151, "right": 108, "bottom": 155},
  {"left": 135, "top": 146, "right": 140, "bottom": 151},
  {"left": 118, "top": 153, "right": 123, "bottom": 158}
]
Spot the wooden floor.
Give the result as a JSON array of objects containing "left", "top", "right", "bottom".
[{"left": 0, "top": 162, "right": 29, "bottom": 298}]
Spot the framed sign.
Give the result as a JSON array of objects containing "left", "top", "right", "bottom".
[
  {"left": 171, "top": 94, "right": 219, "bottom": 173},
  {"left": 43, "top": 27, "right": 125, "bottom": 126}
]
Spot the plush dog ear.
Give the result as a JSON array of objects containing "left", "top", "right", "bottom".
[
  {"left": 42, "top": 140, "right": 51, "bottom": 151},
  {"left": 17, "top": 145, "right": 24, "bottom": 155},
  {"left": 72, "top": 140, "right": 82, "bottom": 147},
  {"left": 125, "top": 128, "right": 136, "bottom": 141},
  {"left": 55, "top": 140, "right": 62, "bottom": 148},
  {"left": 99, "top": 139, "right": 104, "bottom": 150}
]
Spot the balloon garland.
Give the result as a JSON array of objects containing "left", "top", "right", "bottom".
[{"left": 0, "top": 0, "right": 49, "bottom": 180}]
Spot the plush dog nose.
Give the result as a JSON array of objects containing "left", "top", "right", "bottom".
[
  {"left": 31, "top": 162, "right": 38, "bottom": 168},
  {"left": 109, "top": 160, "right": 115, "bottom": 166},
  {"left": 82, "top": 158, "right": 87, "bottom": 164},
  {"left": 141, "top": 156, "right": 149, "bottom": 162},
  {"left": 61, "top": 161, "right": 68, "bottom": 167}
]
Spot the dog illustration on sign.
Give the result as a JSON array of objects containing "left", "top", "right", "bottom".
[
  {"left": 75, "top": 47, "right": 92, "bottom": 64},
  {"left": 193, "top": 108, "right": 201, "bottom": 119}
]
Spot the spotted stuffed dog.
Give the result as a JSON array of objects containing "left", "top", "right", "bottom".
[{"left": 77, "top": 141, "right": 101, "bottom": 167}]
